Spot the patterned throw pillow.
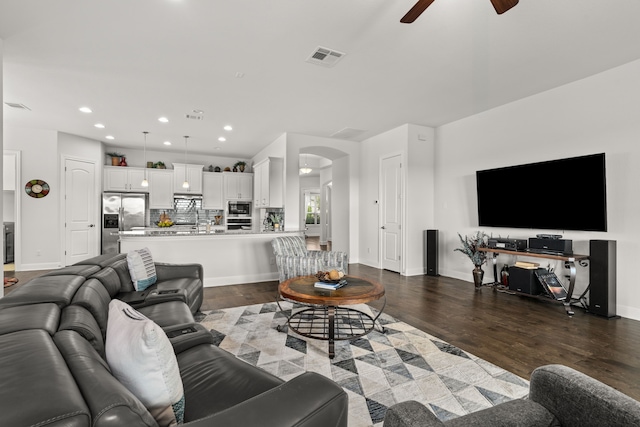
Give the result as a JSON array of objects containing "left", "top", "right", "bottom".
[
  {"left": 127, "top": 247, "right": 157, "bottom": 291},
  {"left": 105, "top": 299, "right": 185, "bottom": 426}
]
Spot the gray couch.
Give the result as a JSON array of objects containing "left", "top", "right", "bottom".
[
  {"left": 383, "top": 364, "right": 640, "bottom": 427},
  {"left": 0, "top": 253, "right": 348, "bottom": 427}
]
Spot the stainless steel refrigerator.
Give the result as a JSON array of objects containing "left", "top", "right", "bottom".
[{"left": 102, "top": 193, "right": 147, "bottom": 254}]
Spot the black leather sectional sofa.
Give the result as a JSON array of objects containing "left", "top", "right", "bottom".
[{"left": 0, "top": 253, "right": 348, "bottom": 427}]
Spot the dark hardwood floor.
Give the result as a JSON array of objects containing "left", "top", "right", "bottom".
[
  {"left": 6, "top": 240, "right": 640, "bottom": 401},
  {"left": 202, "top": 263, "right": 640, "bottom": 401}
]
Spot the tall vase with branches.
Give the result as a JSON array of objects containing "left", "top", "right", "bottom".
[{"left": 454, "top": 231, "right": 489, "bottom": 290}]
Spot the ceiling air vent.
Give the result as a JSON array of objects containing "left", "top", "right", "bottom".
[
  {"left": 185, "top": 114, "right": 204, "bottom": 120},
  {"left": 306, "top": 46, "right": 346, "bottom": 67},
  {"left": 4, "top": 102, "right": 31, "bottom": 110}
]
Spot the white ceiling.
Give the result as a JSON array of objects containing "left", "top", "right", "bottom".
[{"left": 2, "top": 0, "right": 640, "bottom": 158}]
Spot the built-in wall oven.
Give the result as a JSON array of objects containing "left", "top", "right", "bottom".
[{"left": 227, "top": 201, "right": 252, "bottom": 230}]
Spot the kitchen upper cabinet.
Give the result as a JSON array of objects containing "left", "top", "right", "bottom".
[
  {"left": 148, "top": 169, "right": 174, "bottom": 209},
  {"left": 224, "top": 172, "right": 253, "bottom": 201},
  {"left": 202, "top": 172, "right": 224, "bottom": 209},
  {"left": 104, "top": 167, "right": 148, "bottom": 192},
  {"left": 253, "top": 157, "right": 283, "bottom": 208},
  {"left": 173, "top": 163, "right": 204, "bottom": 194}
]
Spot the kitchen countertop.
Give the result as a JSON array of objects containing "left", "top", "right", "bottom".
[{"left": 116, "top": 227, "right": 302, "bottom": 237}]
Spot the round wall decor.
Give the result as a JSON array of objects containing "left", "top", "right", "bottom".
[{"left": 25, "top": 179, "right": 50, "bottom": 198}]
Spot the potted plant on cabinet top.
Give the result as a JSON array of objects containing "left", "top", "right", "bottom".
[
  {"left": 106, "top": 152, "right": 124, "bottom": 166},
  {"left": 234, "top": 161, "right": 247, "bottom": 172},
  {"left": 454, "top": 231, "right": 489, "bottom": 290}
]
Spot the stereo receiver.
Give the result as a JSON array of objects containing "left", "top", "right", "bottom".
[{"left": 487, "top": 238, "right": 527, "bottom": 251}]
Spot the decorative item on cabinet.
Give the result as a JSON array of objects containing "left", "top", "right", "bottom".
[
  {"left": 234, "top": 161, "right": 247, "bottom": 172},
  {"left": 106, "top": 152, "right": 124, "bottom": 166},
  {"left": 119, "top": 156, "right": 128, "bottom": 167},
  {"left": 214, "top": 166, "right": 221, "bottom": 172},
  {"left": 154, "top": 161, "right": 166, "bottom": 169},
  {"left": 208, "top": 165, "right": 214, "bottom": 172}
]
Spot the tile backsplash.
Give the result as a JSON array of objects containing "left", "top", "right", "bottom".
[{"left": 150, "top": 198, "right": 223, "bottom": 225}]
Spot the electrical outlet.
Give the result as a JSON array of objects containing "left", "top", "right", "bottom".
[
  {"left": 367, "top": 247, "right": 371, "bottom": 254},
  {"left": 36, "top": 250, "right": 41, "bottom": 256}
]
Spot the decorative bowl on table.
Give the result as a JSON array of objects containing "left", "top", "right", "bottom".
[{"left": 315, "top": 269, "right": 345, "bottom": 283}]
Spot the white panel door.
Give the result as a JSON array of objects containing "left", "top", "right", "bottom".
[
  {"left": 65, "top": 158, "right": 98, "bottom": 265},
  {"left": 381, "top": 155, "right": 402, "bottom": 272}
]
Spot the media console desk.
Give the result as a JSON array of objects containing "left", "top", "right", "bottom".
[{"left": 478, "top": 247, "right": 589, "bottom": 316}]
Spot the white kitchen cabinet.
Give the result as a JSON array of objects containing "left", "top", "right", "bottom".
[
  {"left": 104, "top": 167, "right": 148, "bottom": 192},
  {"left": 148, "top": 169, "right": 174, "bottom": 209},
  {"left": 224, "top": 172, "right": 253, "bottom": 201},
  {"left": 202, "top": 172, "right": 224, "bottom": 209},
  {"left": 173, "top": 163, "right": 204, "bottom": 194},
  {"left": 253, "top": 157, "right": 283, "bottom": 208}
]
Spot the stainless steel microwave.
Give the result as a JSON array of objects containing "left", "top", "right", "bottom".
[{"left": 228, "top": 201, "right": 251, "bottom": 216}]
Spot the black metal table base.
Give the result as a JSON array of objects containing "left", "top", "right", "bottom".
[{"left": 276, "top": 299, "right": 387, "bottom": 358}]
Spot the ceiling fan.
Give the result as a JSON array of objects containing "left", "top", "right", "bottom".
[{"left": 401, "top": 0, "right": 519, "bottom": 23}]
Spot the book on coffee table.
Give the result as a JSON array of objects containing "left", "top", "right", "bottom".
[{"left": 314, "top": 279, "right": 347, "bottom": 290}]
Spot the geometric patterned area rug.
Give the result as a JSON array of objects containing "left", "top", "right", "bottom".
[{"left": 196, "top": 301, "right": 530, "bottom": 427}]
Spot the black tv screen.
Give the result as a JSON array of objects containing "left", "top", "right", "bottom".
[{"left": 476, "top": 153, "right": 607, "bottom": 232}]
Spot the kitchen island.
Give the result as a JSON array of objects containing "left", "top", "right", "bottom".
[{"left": 118, "top": 228, "right": 303, "bottom": 286}]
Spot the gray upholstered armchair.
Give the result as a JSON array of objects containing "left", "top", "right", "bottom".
[{"left": 271, "top": 235, "right": 349, "bottom": 282}]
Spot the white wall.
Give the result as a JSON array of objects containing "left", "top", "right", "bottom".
[
  {"left": 435, "top": 58, "right": 640, "bottom": 320},
  {"left": 358, "top": 123, "right": 436, "bottom": 275},
  {"left": 4, "top": 126, "right": 60, "bottom": 270},
  {"left": 1, "top": 39, "right": 4, "bottom": 297}
]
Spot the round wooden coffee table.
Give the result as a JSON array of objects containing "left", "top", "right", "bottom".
[{"left": 277, "top": 275, "right": 386, "bottom": 358}]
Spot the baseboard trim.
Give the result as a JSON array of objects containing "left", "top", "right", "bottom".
[{"left": 19, "top": 262, "right": 63, "bottom": 271}]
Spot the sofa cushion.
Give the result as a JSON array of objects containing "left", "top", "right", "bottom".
[
  {"left": 106, "top": 300, "right": 185, "bottom": 426},
  {"left": 71, "top": 278, "right": 112, "bottom": 338},
  {"left": 55, "top": 330, "right": 158, "bottom": 427},
  {"left": 91, "top": 266, "right": 124, "bottom": 297},
  {"left": 0, "top": 329, "right": 90, "bottom": 427},
  {"left": 59, "top": 305, "right": 106, "bottom": 358},
  {"left": 157, "top": 277, "right": 203, "bottom": 314},
  {"left": 42, "top": 264, "right": 101, "bottom": 277},
  {"left": 446, "top": 398, "right": 558, "bottom": 427},
  {"left": 127, "top": 248, "right": 158, "bottom": 291},
  {"left": 0, "top": 274, "right": 86, "bottom": 309},
  {"left": 111, "top": 258, "right": 136, "bottom": 293},
  {"left": 74, "top": 252, "right": 127, "bottom": 268},
  {"left": 0, "top": 302, "right": 60, "bottom": 336},
  {"left": 177, "top": 343, "right": 283, "bottom": 421},
  {"left": 137, "top": 300, "right": 195, "bottom": 327}
]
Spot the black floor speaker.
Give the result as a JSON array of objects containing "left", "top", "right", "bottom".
[
  {"left": 589, "top": 240, "right": 617, "bottom": 318},
  {"left": 424, "top": 229, "right": 439, "bottom": 276}
]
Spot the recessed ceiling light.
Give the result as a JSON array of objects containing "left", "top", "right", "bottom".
[
  {"left": 235, "top": 72, "right": 245, "bottom": 78},
  {"left": 214, "top": 147, "right": 221, "bottom": 150},
  {"left": 79, "top": 107, "right": 92, "bottom": 113},
  {"left": 163, "top": 141, "right": 172, "bottom": 146},
  {"left": 223, "top": 125, "right": 233, "bottom": 131},
  {"left": 94, "top": 123, "right": 105, "bottom": 128},
  {"left": 218, "top": 137, "right": 226, "bottom": 142},
  {"left": 158, "top": 117, "right": 169, "bottom": 123},
  {"left": 105, "top": 135, "right": 115, "bottom": 140}
]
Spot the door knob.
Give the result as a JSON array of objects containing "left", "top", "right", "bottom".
[
  {"left": 381, "top": 226, "right": 386, "bottom": 229},
  {"left": 89, "top": 224, "right": 95, "bottom": 228}
]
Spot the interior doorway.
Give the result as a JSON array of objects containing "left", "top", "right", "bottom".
[{"left": 3, "top": 150, "right": 21, "bottom": 274}]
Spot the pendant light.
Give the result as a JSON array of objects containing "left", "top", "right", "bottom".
[
  {"left": 182, "top": 135, "right": 190, "bottom": 189},
  {"left": 299, "top": 154, "right": 312, "bottom": 174},
  {"left": 141, "top": 131, "right": 149, "bottom": 187}
]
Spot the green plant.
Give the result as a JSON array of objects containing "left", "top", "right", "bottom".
[
  {"left": 454, "top": 231, "right": 489, "bottom": 267},
  {"left": 234, "top": 161, "right": 247, "bottom": 168},
  {"left": 106, "top": 152, "right": 124, "bottom": 157},
  {"left": 269, "top": 213, "right": 282, "bottom": 224},
  {"left": 154, "top": 161, "right": 165, "bottom": 166}
]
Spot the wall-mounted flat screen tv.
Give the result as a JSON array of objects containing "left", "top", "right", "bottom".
[{"left": 476, "top": 153, "right": 607, "bottom": 232}]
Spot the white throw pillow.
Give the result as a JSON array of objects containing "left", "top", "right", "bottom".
[
  {"left": 127, "top": 247, "right": 157, "bottom": 291},
  {"left": 106, "top": 299, "right": 185, "bottom": 426}
]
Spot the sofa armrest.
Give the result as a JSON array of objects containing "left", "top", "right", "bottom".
[
  {"left": 383, "top": 400, "right": 442, "bottom": 427},
  {"left": 182, "top": 372, "right": 348, "bottom": 427},
  {"left": 530, "top": 364, "right": 640, "bottom": 426},
  {"left": 164, "top": 323, "right": 214, "bottom": 354},
  {"left": 155, "top": 263, "right": 203, "bottom": 282}
]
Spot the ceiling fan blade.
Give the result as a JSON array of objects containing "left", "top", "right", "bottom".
[
  {"left": 490, "top": 0, "right": 519, "bottom": 14},
  {"left": 400, "top": 0, "right": 437, "bottom": 23}
]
